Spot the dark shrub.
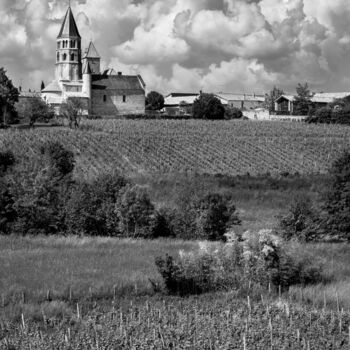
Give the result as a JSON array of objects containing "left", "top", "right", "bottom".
[
  {"left": 278, "top": 195, "right": 318, "bottom": 241},
  {"left": 117, "top": 185, "right": 158, "bottom": 238},
  {"left": 0, "top": 180, "right": 16, "bottom": 234},
  {"left": 323, "top": 151, "right": 350, "bottom": 240},
  {"left": 0, "top": 151, "right": 15, "bottom": 174},
  {"left": 65, "top": 173, "right": 130, "bottom": 236},
  {"left": 40, "top": 141, "right": 75, "bottom": 177},
  {"left": 193, "top": 93, "right": 225, "bottom": 120},
  {"left": 225, "top": 107, "right": 243, "bottom": 120}
]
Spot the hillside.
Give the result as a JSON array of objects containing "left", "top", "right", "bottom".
[{"left": 1, "top": 120, "right": 350, "bottom": 179}]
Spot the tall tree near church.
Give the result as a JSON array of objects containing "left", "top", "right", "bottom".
[
  {"left": 0, "top": 68, "right": 19, "bottom": 125},
  {"left": 41, "top": 81, "right": 45, "bottom": 91},
  {"left": 294, "top": 83, "right": 313, "bottom": 116}
]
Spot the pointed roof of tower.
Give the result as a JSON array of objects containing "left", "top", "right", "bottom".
[
  {"left": 83, "top": 41, "right": 100, "bottom": 58},
  {"left": 83, "top": 62, "right": 92, "bottom": 74},
  {"left": 57, "top": 7, "right": 81, "bottom": 38}
]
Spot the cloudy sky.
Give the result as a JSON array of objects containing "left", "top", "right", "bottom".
[{"left": 2, "top": 0, "right": 350, "bottom": 95}]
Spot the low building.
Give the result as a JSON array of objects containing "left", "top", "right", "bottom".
[
  {"left": 214, "top": 93, "right": 265, "bottom": 110},
  {"left": 163, "top": 93, "right": 199, "bottom": 116},
  {"left": 275, "top": 92, "right": 350, "bottom": 114}
]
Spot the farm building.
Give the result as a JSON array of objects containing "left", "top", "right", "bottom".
[
  {"left": 214, "top": 93, "right": 265, "bottom": 110},
  {"left": 275, "top": 92, "right": 350, "bottom": 114},
  {"left": 163, "top": 93, "right": 199, "bottom": 116},
  {"left": 41, "top": 6, "right": 146, "bottom": 117},
  {"left": 163, "top": 92, "right": 264, "bottom": 116}
]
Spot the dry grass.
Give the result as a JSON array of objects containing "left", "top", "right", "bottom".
[{"left": 0, "top": 235, "right": 198, "bottom": 308}]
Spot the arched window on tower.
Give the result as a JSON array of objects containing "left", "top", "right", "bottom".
[
  {"left": 57, "top": 42, "right": 60, "bottom": 49},
  {"left": 71, "top": 53, "right": 75, "bottom": 61},
  {"left": 57, "top": 52, "right": 60, "bottom": 62},
  {"left": 63, "top": 53, "right": 67, "bottom": 61}
]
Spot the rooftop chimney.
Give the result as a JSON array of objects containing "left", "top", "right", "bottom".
[{"left": 118, "top": 72, "right": 122, "bottom": 75}]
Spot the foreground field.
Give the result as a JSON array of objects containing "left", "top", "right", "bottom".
[
  {"left": 5, "top": 294, "right": 350, "bottom": 349},
  {"left": 1, "top": 120, "right": 350, "bottom": 179},
  {"left": 1, "top": 237, "right": 350, "bottom": 349}
]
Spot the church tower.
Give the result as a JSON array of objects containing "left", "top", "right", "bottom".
[
  {"left": 82, "top": 41, "right": 101, "bottom": 75},
  {"left": 55, "top": 6, "right": 82, "bottom": 82}
]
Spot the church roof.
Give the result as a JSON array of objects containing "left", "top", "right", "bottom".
[
  {"left": 57, "top": 7, "right": 81, "bottom": 39},
  {"left": 83, "top": 41, "right": 100, "bottom": 58},
  {"left": 42, "top": 80, "right": 62, "bottom": 93},
  {"left": 92, "top": 74, "right": 145, "bottom": 92}
]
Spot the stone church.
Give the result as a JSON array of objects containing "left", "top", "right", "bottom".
[{"left": 42, "top": 6, "right": 146, "bottom": 116}]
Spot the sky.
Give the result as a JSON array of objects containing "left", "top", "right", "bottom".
[{"left": 2, "top": 0, "right": 350, "bottom": 95}]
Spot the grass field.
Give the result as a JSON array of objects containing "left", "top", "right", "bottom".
[
  {"left": 1, "top": 236, "right": 350, "bottom": 349},
  {"left": 1, "top": 120, "right": 350, "bottom": 180}
]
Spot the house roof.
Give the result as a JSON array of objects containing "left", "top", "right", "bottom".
[
  {"left": 276, "top": 92, "right": 350, "bottom": 104},
  {"left": 83, "top": 41, "right": 100, "bottom": 59},
  {"left": 19, "top": 91, "right": 40, "bottom": 98},
  {"left": 215, "top": 93, "right": 265, "bottom": 102},
  {"left": 164, "top": 93, "right": 199, "bottom": 106},
  {"left": 57, "top": 7, "right": 81, "bottom": 39},
  {"left": 91, "top": 74, "right": 145, "bottom": 91},
  {"left": 41, "top": 80, "right": 62, "bottom": 93}
]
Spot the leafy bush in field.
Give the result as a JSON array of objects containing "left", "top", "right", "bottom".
[
  {"left": 277, "top": 195, "right": 319, "bottom": 241},
  {"left": 159, "top": 192, "right": 240, "bottom": 240},
  {"left": 13, "top": 142, "right": 75, "bottom": 235},
  {"left": 306, "top": 106, "right": 350, "bottom": 125},
  {"left": 155, "top": 230, "right": 323, "bottom": 295},
  {"left": 65, "top": 173, "right": 130, "bottom": 236},
  {"left": 0, "top": 151, "right": 16, "bottom": 234},
  {"left": 40, "top": 141, "right": 75, "bottom": 178},
  {"left": 0, "top": 150, "right": 15, "bottom": 174},
  {"left": 117, "top": 185, "right": 158, "bottom": 238},
  {"left": 323, "top": 151, "right": 350, "bottom": 239}
]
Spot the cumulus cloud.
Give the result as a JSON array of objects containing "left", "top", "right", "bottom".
[{"left": 1, "top": 0, "right": 350, "bottom": 94}]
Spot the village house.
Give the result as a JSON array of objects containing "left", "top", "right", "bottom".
[
  {"left": 275, "top": 92, "right": 350, "bottom": 114},
  {"left": 41, "top": 6, "right": 146, "bottom": 117}
]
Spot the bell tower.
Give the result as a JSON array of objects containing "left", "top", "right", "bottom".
[{"left": 55, "top": 6, "right": 82, "bottom": 82}]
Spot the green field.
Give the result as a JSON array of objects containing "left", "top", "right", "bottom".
[
  {"left": 1, "top": 120, "right": 350, "bottom": 180},
  {"left": 1, "top": 236, "right": 350, "bottom": 349}
]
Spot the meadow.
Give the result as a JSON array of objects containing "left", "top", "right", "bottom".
[
  {"left": 1, "top": 236, "right": 350, "bottom": 349},
  {"left": 1, "top": 120, "right": 350, "bottom": 348}
]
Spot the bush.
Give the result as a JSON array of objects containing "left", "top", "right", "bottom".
[
  {"left": 65, "top": 173, "right": 130, "bottom": 236},
  {"left": 193, "top": 93, "right": 225, "bottom": 120},
  {"left": 40, "top": 141, "right": 75, "bottom": 178},
  {"left": 155, "top": 230, "right": 323, "bottom": 296},
  {"left": 278, "top": 195, "right": 318, "bottom": 241},
  {"left": 323, "top": 151, "right": 350, "bottom": 239},
  {"left": 306, "top": 107, "right": 332, "bottom": 124},
  {"left": 117, "top": 185, "right": 158, "bottom": 238},
  {"left": 0, "top": 150, "right": 15, "bottom": 174},
  {"left": 224, "top": 107, "right": 243, "bottom": 120}
]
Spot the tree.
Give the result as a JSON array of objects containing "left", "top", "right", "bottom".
[
  {"left": 323, "top": 151, "right": 350, "bottom": 240},
  {"left": 146, "top": 91, "right": 164, "bottom": 111},
  {"left": 193, "top": 93, "right": 225, "bottom": 120},
  {"left": 60, "top": 97, "right": 84, "bottom": 129},
  {"left": 117, "top": 185, "right": 158, "bottom": 238},
  {"left": 41, "top": 81, "right": 45, "bottom": 91},
  {"left": 16, "top": 97, "right": 55, "bottom": 126},
  {"left": 294, "top": 83, "right": 313, "bottom": 116},
  {"left": 0, "top": 68, "right": 19, "bottom": 125},
  {"left": 264, "top": 86, "right": 284, "bottom": 113}
]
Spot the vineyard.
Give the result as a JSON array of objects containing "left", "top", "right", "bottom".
[
  {"left": 4, "top": 293, "right": 350, "bottom": 349},
  {"left": 1, "top": 120, "right": 350, "bottom": 179}
]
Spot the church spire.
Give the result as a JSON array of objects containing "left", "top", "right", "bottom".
[
  {"left": 57, "top": 6, "right": 81, "bottom": 39},
  {"left": 55, "top": 5, "right": 82, "bottom": 81}
]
